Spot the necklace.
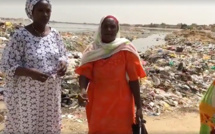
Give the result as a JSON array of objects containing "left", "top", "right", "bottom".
[{"left": 32, "top": 24, "right": 45, "bottom": 37}]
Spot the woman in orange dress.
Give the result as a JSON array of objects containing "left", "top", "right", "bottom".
[{"left": 75, "top": 15, "right": 146, "bottom": 134}]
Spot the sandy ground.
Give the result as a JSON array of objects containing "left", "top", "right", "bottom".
[
  {"left": 0, "top": 101, "right": 200, "bottom": 134},
  {"left": 61, "top": 108, "right": 200, "bottom": 134},
  {"left": 144, "top": 108, "right": 200, "bottom": 134}
]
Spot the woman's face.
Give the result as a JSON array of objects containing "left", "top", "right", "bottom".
[
  {"left": 32, "top": 0, "right": 51, "bottom": 26},
  {"left": 101, "top": 18, "right": 119, "bottom": 43}
]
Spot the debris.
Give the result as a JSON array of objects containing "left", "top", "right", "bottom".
[{"left": 0, "top": 22, "right": 214, "bottom": 118}]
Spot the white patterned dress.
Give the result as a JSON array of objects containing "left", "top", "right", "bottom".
[{"left": 0, "top": 27, "right": 67, "bottom": 134}]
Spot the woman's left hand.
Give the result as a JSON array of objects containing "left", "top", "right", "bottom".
[
  {"left": 57, "top": 61, "right": 67, "bottom": 76},
  {"left": 136, "top": 108, "right": 143, "bottom": 126}
]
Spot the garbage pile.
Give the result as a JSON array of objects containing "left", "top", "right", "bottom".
[
  {"left": 138, "top": 30, "right": 215, "bottom": 115},
  {"left": 60, "top": 31, "right": 94, "bottom": 52},
  {"left": 1, "top": 22, "right": 215, "bottom": 116}
]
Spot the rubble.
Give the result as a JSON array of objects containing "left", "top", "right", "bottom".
[
  {"left": 0, "top": 22, "right": 214, "bottom": 118},
  {"left": 139, "top": 30, "right": 215, "bottom": 115}
]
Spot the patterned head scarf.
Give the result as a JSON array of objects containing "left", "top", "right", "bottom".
[{"left": 25, "top": 0, "right": 51, "bottom": 20}]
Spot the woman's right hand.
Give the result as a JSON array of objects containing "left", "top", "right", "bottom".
[
  {"left": 78, "top": 89, "right": 88, "bottom": 106},
  {"left": 28, "top": 68, "right": 49, "bottom": 82}
]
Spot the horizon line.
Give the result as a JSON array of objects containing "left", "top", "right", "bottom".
[{"left": 0, "top": 17, "right": 215, "bottom": 26}]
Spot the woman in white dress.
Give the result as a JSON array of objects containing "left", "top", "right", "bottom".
[{"left": 0, "top": 0, "right": 67, "bottom": 133}]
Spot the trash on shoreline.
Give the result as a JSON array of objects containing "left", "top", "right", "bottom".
[{"left": 0, "top": 22, "right": 214, "bottom": 117}]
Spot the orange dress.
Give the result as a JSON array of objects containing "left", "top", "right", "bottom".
[{"left": 75, "top": 51, "right": 146, "bottom": 134}]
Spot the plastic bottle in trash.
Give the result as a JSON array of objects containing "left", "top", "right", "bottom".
[
  {"left": 169, "top": 61, "right": 174, "bottom": 66},
  {"left": 211, "top": 66, "right": 215, "bottom": 70}
]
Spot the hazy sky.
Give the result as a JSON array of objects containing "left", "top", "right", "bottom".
[{"left": 1, "top": 0, "right": 215, "bottom": 25}]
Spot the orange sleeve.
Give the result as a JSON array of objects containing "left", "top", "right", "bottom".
[
  {"left": 75, "top": 62, "right": 93, "bottom": 80},
  {"left": 125, "top": 51, "right": 146, "bottom": 81}
]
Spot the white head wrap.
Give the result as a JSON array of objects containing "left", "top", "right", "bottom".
[{"left": 25, "top": 0, "right": 51, "bottom": 20}]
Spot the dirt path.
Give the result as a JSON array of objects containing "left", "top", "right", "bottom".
[
  {"left": 0, "top": 102, "right": 200, "bottom": 134},
  {"left": 60, "top": 107, "right": 200, "bottom": 134},
  {"left": 144, "top": 110, "right": 200, "bottom": 134}
]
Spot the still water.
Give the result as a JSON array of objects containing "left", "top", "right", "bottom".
[
  {"left": 132, "top": 33, "right": 168, "bottom": 52},
  {"left": 49, "top": 22, "right": 98, "bottom": 32},
  {"left": 49, "top": 22, "right": 168, "bottom": 51}
]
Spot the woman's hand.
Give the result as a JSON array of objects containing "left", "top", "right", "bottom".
[
  {"left": 57, "top": 61, "right": 67, "bottom": 76},
  {"left": 136, "top": 108, "right": 148, "bottom": 134},
  {"left": 136, "top": 108, "right": 143, "bottom": 126},
  {"left": 28, "top": 68, "right": 49, "bottom": 82},
  {"left": 15, "top": 67, "right": 49, "bottom": 82},
  {"left": 78, "top": 89, "right": 88, "bottom": 107},
  {"left": 78, "top": 75, "right": 89, "bottom": 106},
  {"left": 129, "top": 80, "right": 144, "bottom": 125}
]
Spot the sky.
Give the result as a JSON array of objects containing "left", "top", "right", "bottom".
[{"left": 0, "top": 0, "right": 215, "bottom": 25}]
